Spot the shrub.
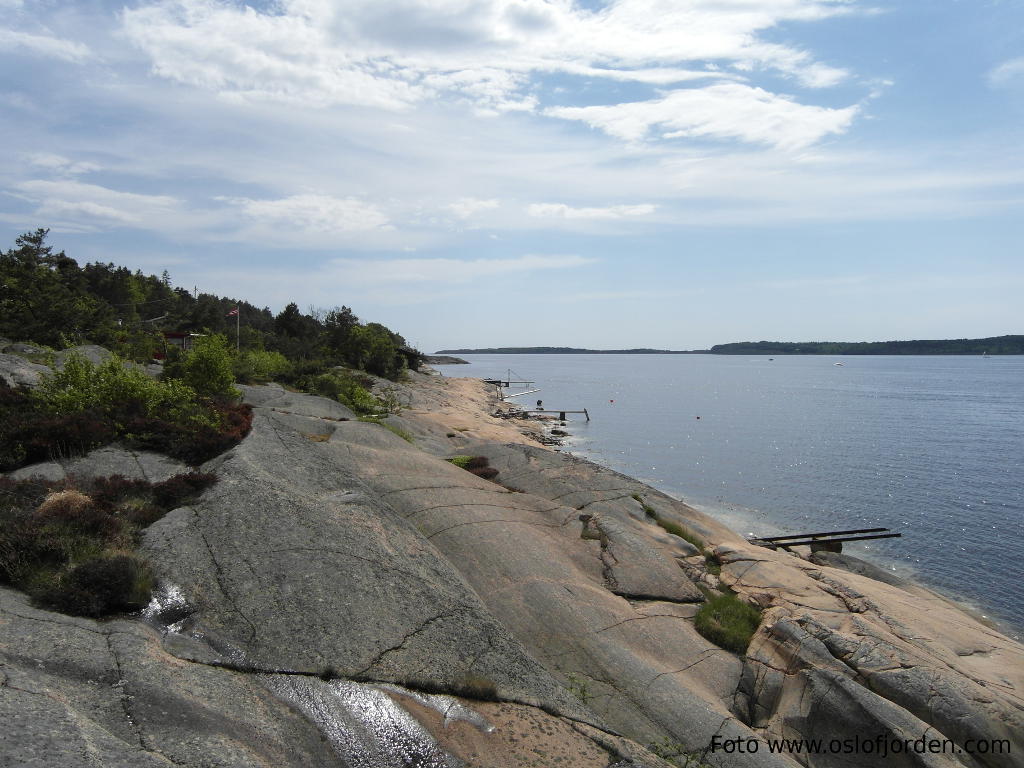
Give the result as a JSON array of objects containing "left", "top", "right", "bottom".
[
  {"left": 233, "top": 349, "right": 292, "bottom": 383},
  {"left": 446, "top": 455, "right": 496, "bottom": 479},
  {"left": 36, "top": 353, "right": 217, "bottom": 428},
  {"left": 0, "top": 472, "right": 217, "bottom": 618},
  {"left": 33, "top": 490, "right": 123, "bottom": 538},
  {"left": 164, "top": 334, "right": 239, "bottom": 400},
  {"left": 305, "top": 370, "right": 388, "bottom": 415},
  {"left": 151, "top": 472, "right": 217, "bottom": 510},
  {"left": 39, "top": 553, "right": 153, "bottom": 617},
  {"left": 694, "top": 592, "right": 762, "bottom": 654}
]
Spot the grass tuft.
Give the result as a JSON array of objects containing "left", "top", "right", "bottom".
[
  {"left": 694, "top": 592, "right": 762, "bottom": 654},
  {"left": 654, "top": 516, "right": 705, "bottom": 552}
]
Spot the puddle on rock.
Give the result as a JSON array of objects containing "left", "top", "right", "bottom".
[
  {"left": 142, "top": 581, "right": 193, "bottom": 629},
  {"left": 265, "top": 676, "right": 466, "bottom": 768},
  {"left": 374, "top": 683, "right": 495, "bottom": 733}
]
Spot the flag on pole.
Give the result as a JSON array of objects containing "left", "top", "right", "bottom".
[{"left": 226, "top": 307, "right": 238, "bottom": 316}]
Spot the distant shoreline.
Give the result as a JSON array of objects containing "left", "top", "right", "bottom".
[{"left": 436, "top": 334, "right": 1024, "bottom": 356}]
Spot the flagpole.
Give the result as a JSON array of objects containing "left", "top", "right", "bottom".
[{"left": 236, "top": 307, "right": 240, "bottom": 352}]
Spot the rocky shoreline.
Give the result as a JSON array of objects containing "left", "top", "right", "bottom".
[{"left": 2, "top": 363, "right": 1022, "bottom": 767}]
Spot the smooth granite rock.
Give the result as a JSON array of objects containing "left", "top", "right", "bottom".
[
  {"left": 0, "top": 588, "right": 338, "bottom": 767},
  {"left": 7, "top": 446, "right": 187, "bottom": 483},
  {"left": 4, "top": 375, "right": 1021, "bottom": 768},
  {"left": 0, "top": 352, "right": 50, "bottom": 388},
  {"left": 54, "top": 344, "right": 114, "bottom": 369},
  {"left": 141, "top": 387, "right": 590, "bottom": 727}
]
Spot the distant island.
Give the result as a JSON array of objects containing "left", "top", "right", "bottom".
[
  {"left": 437, "top": 334, "right": 1024, "bottom": 356},
  {"left": 435, "top": 346, "right": 699, "bottom": 355}
]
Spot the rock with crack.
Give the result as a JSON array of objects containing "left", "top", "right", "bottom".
[
  {"left": 720, "top": 542, "right": 1024, "bottom": 768},
  {"left": 329, "top": 413, "right": 799, "bottom": 766},
  {"left": 141, "top": 387, "right": 591, "bottom": 725},
  {"left": 0, "top": 587, "right": 338, "bottom": 767},
  {"left": 594, "top": 516, "right": 705, "bottom": 603}
]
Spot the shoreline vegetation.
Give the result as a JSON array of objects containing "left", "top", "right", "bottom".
[{"left": 436, "top": 334, "right": 1024, "bottom": 355}]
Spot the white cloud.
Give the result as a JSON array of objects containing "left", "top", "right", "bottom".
[
  {"left": 446, "top": 197, "right": 500, "bottom": 218},
  {"left": 526, "top": 202, "right": 656, "bottom": 220},
  {"left": 121, "top": 0, "right": 859, "bottom": 146},
  {"left": 328, "top": 253, "right": 593, "bottom": 284},
  {"left": 11, "top": 180, "right": 182, "bottom": 230},
  {"left": 989, "top": 57, "right": 1024, "bottom": 87},
  {"left": 546, "top": 84, "right": 858, "bottom": 149},
  {"left": 26, "top": 153, "right": 101, "bottom": 175},
  {"left": 0, "top": 28, "right": 91, "bottom": 62},
  {"left": 224, "top": 194, "right": 391, "bottom": 234}
]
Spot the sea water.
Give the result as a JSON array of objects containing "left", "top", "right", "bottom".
[{"left": 440, "top": 354, "right": 1024, "bottom": 637}]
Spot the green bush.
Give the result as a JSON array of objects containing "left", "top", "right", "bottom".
[
  {"left": 233, "top": 349, "right": 292, "bottom": 383},
  {"left": 164, "top": 334, "right": 239, "bottom": 400},
  {"left": 305, "top": 369, "right": 389, "bottom": 415},
  {"left": 36, "top": 354, "right": 216, "bottom": 428},
  {"left": 694, "top": 592, "right": 762, "bottom": 654}
]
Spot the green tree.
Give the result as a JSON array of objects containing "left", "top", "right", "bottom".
[{"left": 0, "top": 229, "right": 115, "bottom": 346}]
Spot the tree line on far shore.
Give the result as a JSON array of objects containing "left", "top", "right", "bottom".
[
  {"left": 438, "top": 336, "right": 1024, "bottom": 356},
  {"left": 707, "top": 337, "right": 1024, "bottom": 355}
]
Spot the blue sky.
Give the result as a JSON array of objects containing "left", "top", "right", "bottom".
[{"left": 2, "top": 0, "right": 1022, "bottom": 351}]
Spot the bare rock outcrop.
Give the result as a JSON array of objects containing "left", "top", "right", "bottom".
[
  {"left": 8, "top": 445, "right": 187, "bottom": 483},
  {"left": 0, "top": 352, "right": 50, "bottom": 388},
  {"left": 719, "top": 543, "right": 1024, "bottom": 768}
]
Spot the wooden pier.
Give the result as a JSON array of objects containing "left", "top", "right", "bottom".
[
  {"left": 521, "top": 408, "right": 590, "bottom": 421},
  {"left": 749, "top": 527, "right": 901, "bottom": 553}
]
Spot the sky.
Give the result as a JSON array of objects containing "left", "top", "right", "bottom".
[{"left": 2, "top": 0, "right": 1023, "bottom": 352}]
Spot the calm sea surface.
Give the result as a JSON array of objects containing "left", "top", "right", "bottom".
[{"left": 440, "top": 354, "right": 1024, "bottom": 637}]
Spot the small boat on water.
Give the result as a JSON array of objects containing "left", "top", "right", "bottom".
[{"left": 834, "top": 362, "right": 844, "bottom": 366}]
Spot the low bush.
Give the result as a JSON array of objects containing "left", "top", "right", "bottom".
[
  {"left": 0, "top": 368, "right": 252, "bottom": 471},
  {"left": 0, "top": 472, "right": 216, "bottom": 617},
  {"left": 446, "top": 455, "right": 497, "bottom": 480},
  {"left": 694, "top": 592, "right": 762, "bottom": 654},
  {"left": 41, "top": 553, "right": 154, "bottom": 618},
  {"left": 38, "top": 354, "right": 215, "bottom": 427},
  {"left": 303, "top": 370, "right": 386, "bottom": 415},
  {"left": 162, "top": 334, "right": 239, "bottom": 400},
  {"left": 233, "top": 349, "right": 292, "bottom": 383}
]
